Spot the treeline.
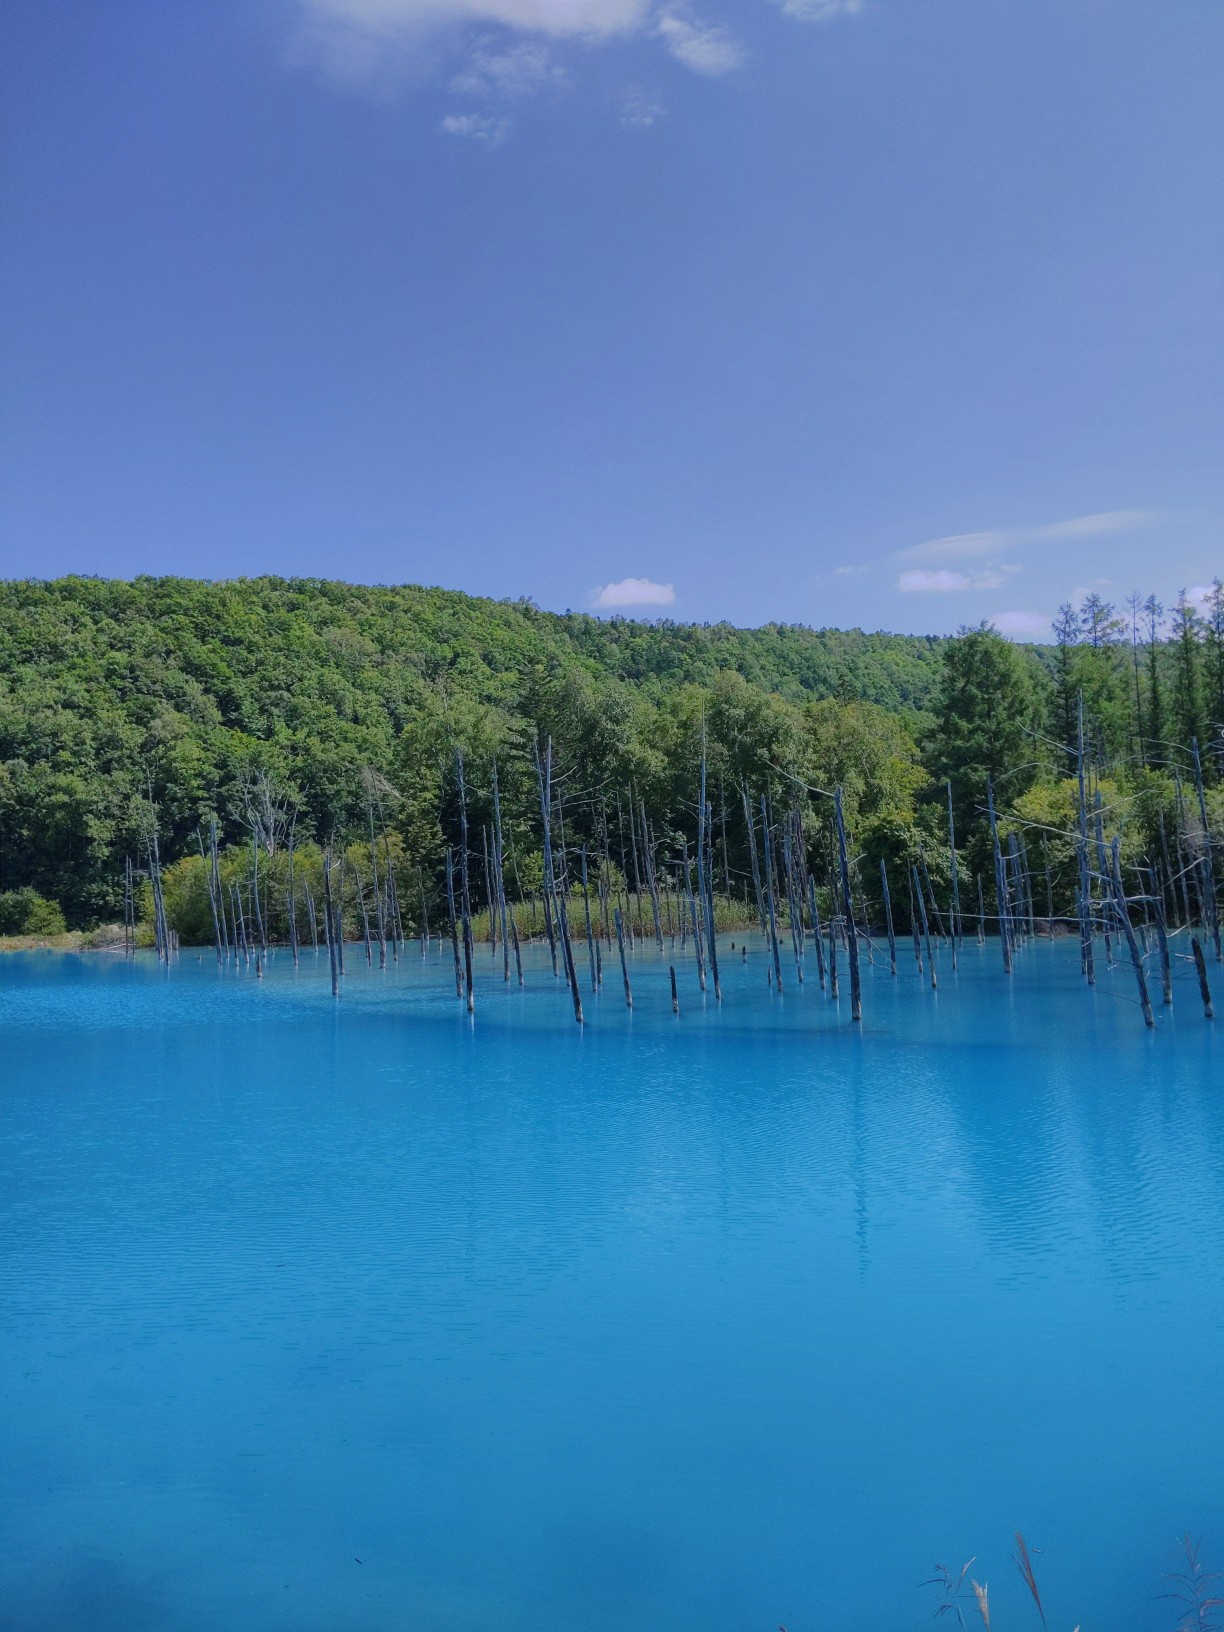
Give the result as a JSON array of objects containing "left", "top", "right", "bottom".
[
  {"left": 0, "top": 575, "right": 940, "bottom": 924},
  {"left": 0, "top": 574, "right": 1220, "bottom": 938},
  {"left": 1044, "top": 587, "right": 1224, "bottom": 770}
]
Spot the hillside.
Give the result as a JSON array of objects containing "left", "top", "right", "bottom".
[
  {"left": 0, "top": 576, "right": 948, "bottom": 920},
  {"left": 6, "top": 574, "right": 1214, "bottom": 937}
]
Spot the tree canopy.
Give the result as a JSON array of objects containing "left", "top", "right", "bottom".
[{"left": 0, "top": 574, "right": 1219, "bottom": 933}]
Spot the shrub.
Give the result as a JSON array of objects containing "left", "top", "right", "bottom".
[
  {"left": 0, "top": 888, "right": 67, "bottom": 937},
  {"left": 23, "top": 895, "right": 67, "bottom": 936},
  {"left": 0, "top": 888, "right": 40, "bottom": 934}
]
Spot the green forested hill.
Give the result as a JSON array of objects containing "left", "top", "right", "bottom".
[
  {"left": 1, "top": 574, "right": 1217, "bottom": 933},
  {"left": 558, "top": 614, "right": 944, "bottom": 709},
  {"left": 0, "top": 576, "right": 945, "bottom": 920}
]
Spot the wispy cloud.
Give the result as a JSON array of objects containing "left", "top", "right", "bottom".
[
  {"left": 440, "top": 111, "right": 510, "bottom": 141},
  {"left": 895, "top": 531, "right": 1006, "bottom": 566},
  {"left": 620, "top": 88, "right": 665, "bottom": 129},
  {"left": 452, "top": 39, "right": 562, "bottom": 95},
  {"left": 297, "top": 0, "right": 647, "bottom": 53},
  {"left": 655, "top": 8, "right": 744, "bottom": 73},
  {"left": 292, "top": 0, "right": 746, "bottom": 93},
  {"left": 1033, "top": 510, "right": 1156, "bottom": 542},
  {"left": 895, "top": 509, "right": 1158, "bottom": 566},
  {"left": 593, "top": 576, "right": 676, "bottom": 608}
]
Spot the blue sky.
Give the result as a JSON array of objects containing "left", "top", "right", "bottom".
[{"left": 1, "top": 0, "right": 1220, "bottom": 638}]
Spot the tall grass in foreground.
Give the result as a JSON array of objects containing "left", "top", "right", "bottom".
[{"left": 788, "top": 1531, "right": 1221, "bottom": 1632}]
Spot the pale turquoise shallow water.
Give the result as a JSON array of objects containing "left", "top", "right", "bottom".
[{"left": 2, "top": 937, "right": 1222, "bottom": 1632}]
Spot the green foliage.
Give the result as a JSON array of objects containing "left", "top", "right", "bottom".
[
  {"left": 2, "top": 578, "right": 1221, "bottom": 937},
  {"left": 23, "top": 894, "right": 68, "bottom": 935},
  {"left": 0, "top": 577, "right": 947, "bottom": 925},
  {"left": 0, "top": 887, "right": 67, "bottom": 936},
  {"left": 1006, "top": 776, "right": 1141, "bottom": 918},
  {"left": 0, "top": 888, "right": 37, "bottom": 934},
  {"left": 1171, "top": 590, "right": 1207, "bottom": 752},
  {"left": 150, "top": 837, "right": 417, "bottom": 947},
  {"left": 928, "top": 623, "right": 1042, "bottom": 835}
]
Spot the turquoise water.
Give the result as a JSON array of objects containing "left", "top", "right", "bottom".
[{"left": 2, "top": 937, "right": 1222, "bottom": 1631}]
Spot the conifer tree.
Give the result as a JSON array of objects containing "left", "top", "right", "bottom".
[
  {"left": 929, "top": 623, "right": 1038, "bottom": 839},
  {"left": 1050, "top": 596, "right": 1127, "bottom": 765},
  {"left": 1204, "top": 579, "right": 1224, "bottom": 778},
  {"left": 1126, "top": 592, "right": 1146, "bottom": 767},
  {"left": 1171, "top": 590, "right": 1206, "bottom": 756},
  {"left": 1051, "top": 603, "right": 1080, "bottom": 755},
  {"left": 1143, "top": 595, "right": 1166, "bottom": 764}
]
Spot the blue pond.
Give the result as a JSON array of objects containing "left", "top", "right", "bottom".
[{"left": 2, "top": 936, "right": 1222, "bottom": 1631}]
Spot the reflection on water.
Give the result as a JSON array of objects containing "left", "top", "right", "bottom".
[{"left": 2, "top": 939, "right": 1222, "bottom": 1631}]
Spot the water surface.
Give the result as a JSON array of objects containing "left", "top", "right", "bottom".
[{"left": 2, "top": 938, "right": 1222, "bottom": 1630}]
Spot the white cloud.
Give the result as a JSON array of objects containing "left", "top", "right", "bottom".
[
  {"left": 297, "top": 0, "right": 648, "bottom": 52},
  {"left": 991, "top": 611, "right": 1052, "bottom": 640},
  {"left": 440, "top": 111, "right": 510, "bottom": 140},
  {"left": 452, "top": 39, "right": 562, "bottom": 94},
  {"left": 897, "top": 566, "right": 1017, "bottom": 593},
  {"left": 898, "top": 569, "right": 972, "bottom": 593},
  {"left": 655, "top": 9, "right": 743, "bottom": 73},
  {"left": 593, "top": 576, "right": 676, "bottom": 608},
  {"left": 778, "top": 0, "right": 862, "bottom": 20},
  {"left": 293, "top": 0, "right": 747, "bottom": 99}
]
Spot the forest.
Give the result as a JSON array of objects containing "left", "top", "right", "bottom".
[{"left": 0, "top": 574, "right": 1220, "bottom": 945}]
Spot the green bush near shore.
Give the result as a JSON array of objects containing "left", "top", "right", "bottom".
[{"left": 0, "top": 887, "right": 67, "bottom": 937}]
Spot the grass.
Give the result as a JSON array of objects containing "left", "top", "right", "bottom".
[
  {"left": 918, "top": 1528, "right": 1224, "bottom": 1632},
  {"left": 920, "top": 1532, "right": 1224, "bottom": 1632},
  {"left": 0, "top": 924, "right": 127, "bottom": 954},
  {"left": 1163, "top": 1535, "right": 1224, "bottom": 1632}
]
